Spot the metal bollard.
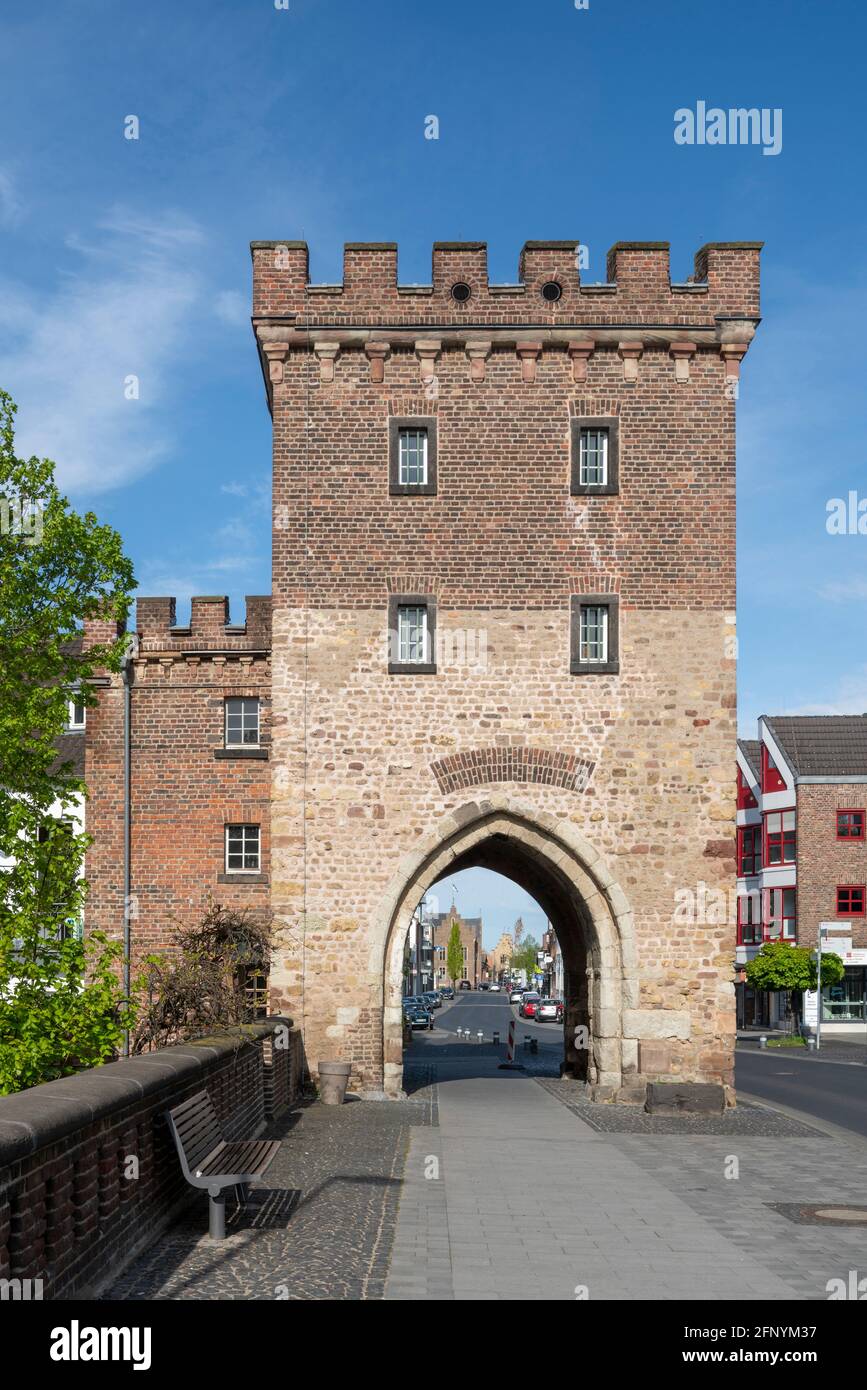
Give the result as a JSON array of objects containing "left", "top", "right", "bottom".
[
  {"left": 493, "top": 1031, "right": 500, "bottom": 1045},
  {"left": 806, "top": 1036, "right": 816, "bottom": 1051},
  {"left": 758, "top": 1035, "right": 767, "bottom": 1050},
  {"left": 530, "top": 1038, "right": 538, "bottom": 1054},
  {"left": 455, "top": 1027, "right": 463, "bottom": 1039},
  {"left": 477, "top": 1030, "right": 483, "bottom": 1044},
  {"left": 523, "top": 1035, "right": 531, "bottom": 1049}
]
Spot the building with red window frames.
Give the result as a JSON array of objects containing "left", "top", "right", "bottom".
[{"left": 736, "top": 716, "right": 867, "bottom": 1031}]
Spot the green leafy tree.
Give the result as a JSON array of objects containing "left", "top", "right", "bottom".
[
  {"left": 745, "top": 941, "right": 844, "bottom": 1031},
  {"left": 446, "top": 921, "right": 464, "bottom": 988},
  {"left": 511, "top": 935, "right": 541, "bottom": 980},
  {"left": 0, "top": 390, "right": 135, "bottom": 1093}
]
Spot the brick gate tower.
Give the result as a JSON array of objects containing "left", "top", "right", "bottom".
[{"left": 252, "top": 237, "right": 761, "bottom": 1100}]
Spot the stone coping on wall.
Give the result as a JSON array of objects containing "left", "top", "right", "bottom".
[{"left": 0, "top": 1017, "right": 294, "bottom": 1164}]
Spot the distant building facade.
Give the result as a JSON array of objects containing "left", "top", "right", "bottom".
[
  {"left": 430, "top": 906, "right": 483, "bottom": 986},
  {"left": 737, "top": 716, "right": 867, "bottom": 1031}
]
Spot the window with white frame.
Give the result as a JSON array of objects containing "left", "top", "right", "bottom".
[
  {"left": 225, "top": 824, "right": 261, "bottom": 873},
  {"left": 765, "top": 887, "right": 796, "bottom": 941},
  {"left": 67, "top": 698, "right": 86, "bottom": 730},
  {"left": 225, "top": 697, "right": 260, "bottom": 747},
  {"left": 398, "top": 605, "right": 428, "bottom": 665},
  {"left": 579, "top": 428, "right": 608, "bottom": 487},
  {"left": 398, "top": 428, "right": 428, "bottom": 487},
  {"left": 579, "top": 605, "right": 608, "bottom": 664}
]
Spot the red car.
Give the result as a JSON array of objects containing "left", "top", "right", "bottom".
[{"left": 518, "top": 992, "right": 541, "bottom": 1018}]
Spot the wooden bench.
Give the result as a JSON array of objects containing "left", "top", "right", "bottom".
[{"left": 166, "top": 1089, "right": 280, "bottom": 1239}]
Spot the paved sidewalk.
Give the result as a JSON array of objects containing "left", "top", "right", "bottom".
[{"left": 384, "top": 1061, "right": 867, "bottom": 1302}]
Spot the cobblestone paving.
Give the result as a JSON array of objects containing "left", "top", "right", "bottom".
[
  {"left": 537, "top": 1078, "right": 823, "bottom": 1136},
  {"left": 104, "top": 1090, "right": 434, "bottom": 1301}
]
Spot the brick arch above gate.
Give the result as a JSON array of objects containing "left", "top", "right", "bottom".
[{"left": 430, "top": 746, "right": 595, "bottom": 795}]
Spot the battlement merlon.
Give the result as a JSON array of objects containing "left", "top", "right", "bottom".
[
  {"left": 132, "top": 595, "right": 272, "bottom": 655},
  {"left": 250, "top": 238, "right": 762, "bottom": 328}
]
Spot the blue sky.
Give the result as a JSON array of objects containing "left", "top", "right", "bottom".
[{"left": 2, "top": 0, "right": 866, "bottom": 941}]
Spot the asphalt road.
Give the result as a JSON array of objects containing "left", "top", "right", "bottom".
[
  {"left": 434, "top": 990, "right": 562, "bottom": 1050},
  {"left": 735, "top": 1047, "right": 867, "bottom": 1138}
]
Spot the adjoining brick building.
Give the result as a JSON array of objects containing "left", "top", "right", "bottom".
[
  {"left": 85, "top": 235, "right": 761, "bottom": 1103},
  {"left": 737, "top": 717, "right": 867, "bottom": 1031},
  {"left": 83, "top": 598, "right": 272, "bottom": 959}
]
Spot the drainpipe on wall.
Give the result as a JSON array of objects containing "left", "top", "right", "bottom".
[{"left": 121, "top": 635, "right": 137, "bottom": 1057}]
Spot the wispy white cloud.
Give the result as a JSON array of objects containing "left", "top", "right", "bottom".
[
  {"left": 135, "top": 472, "right": 271, "bottom": 607},
  {"left": 780, "top": 665, "right": 867, "bottom": 717},
  {"left": 0, "top": 168, "right": 23, "bottom": 225},
  {"left": 0, "top": 207, "right": 205, "bottom": 493},
  {"left": 214, "top": 289, "right": 248, "bottom": 326},
  {"left": 818, "top": 575, "right": 867, "bottom": 603}
]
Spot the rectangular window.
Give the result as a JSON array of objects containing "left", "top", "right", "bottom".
[
  {"left": 570, "top": 416, "right": 619, "bottom": 496},
  {"left": 764, "top": 810, "right": 796, "bottom": 866},
  {"left": 737, "top": 894, "right": 762, "bottom": 945},
  {"left": 225, "top": 824, "right": 260, "bottom": 873},
  {"left": 580, "top": 605, "right": 608, "bottom": 663},
  {"left": 399, "top": 429, "right": 428, "bottom": 487},
  {"left": 836, "top": 885, "right": 865, "bottom": 916},
  {"left": 67, "top": 699, "right": 86, "bottom": 730},
  {"left": 570, "top": 594, "right": 619, "bottom": 675},
  {"left": 837, "top": 809, "right": 865, "bottom": 840},
  {"left": 738, "top": 825, "right": 761, "bottom": 876},
  {"left": 579, "top": 428, "right": 608, "bottom": 487},
  {"left": 225, "top": 697, "right": 260, "bottom": 747},
  {"left": 244, "top": 970, "right": 269, "bottom": 1020},
  {"left": 389, "top": 417, "right": 437, "bottom": 495},
  {"left": 765, "top": 887, "right": 797, "bottom": 941},
  {"left": 388, "top": 594, "right": 437, "bottom": 674},
  {"left": 398, "top": 606, "right": 428, "bottom": 664}
]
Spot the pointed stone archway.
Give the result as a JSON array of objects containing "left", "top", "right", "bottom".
[{"left": 374, "top": 797, "right": 639, "bottom": 1098}]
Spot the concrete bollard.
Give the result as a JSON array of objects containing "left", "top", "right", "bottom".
[
  {"left": 477, "top": 1030, "right": 483, "bottom": 1044},
  {"left": 455, "top": 1027, "right": 463, "bottom": 1039},
  {"left": 806, "top": 1037, "right": 816, "bottom": 1051}
]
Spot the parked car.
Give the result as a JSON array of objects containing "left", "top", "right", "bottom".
[
  {"left": 536, "top": 998, "right": 564, "bottom": 1022},
  {"left": 509, "top": 989, "right": 524, "bottom": 1004},
  {"left": 458, "top": 979, "right": 472, "bottom": 990},
  {"left": 489, "top": 983, "right": 501, "bottom": 992},
  {"left": 439, "top": 986, "right": 454, "bottom": 1000},
  {"left": 404, "top": 1004, "right": 434, "bottom": 1030},
  {"left": 421, "top": 991, "right": 442, "bottom": 1010},
  {"left": 519, "top": 992, "right": 541, "bottom": 1018},
  {"left": 478, "top": 982, "right": 490, "bottom": 991}
]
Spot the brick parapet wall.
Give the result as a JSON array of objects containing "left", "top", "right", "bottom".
[
  {"left": 251, "top": 240, "right": 761, "bottom": 325},
  {"left": 0, "top": 1019, "right": 301, "bottom": 1299}
]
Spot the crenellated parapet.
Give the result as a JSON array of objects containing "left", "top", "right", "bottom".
[
  {"left": 251, "top": 238, "right": 761, "bottom": 403},
  {"left": 134, "top": 594, "right": 271, "bottom": 657},
  {"left": 251, "top": 237, "right": 762, "bottom": 325}
]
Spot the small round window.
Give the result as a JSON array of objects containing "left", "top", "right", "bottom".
[
  {"left": 451, "top": 282, "right": 472, "bottom": 303},
  {"left": 541, "top": 281, "right": 562, "bottom": 303}
]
